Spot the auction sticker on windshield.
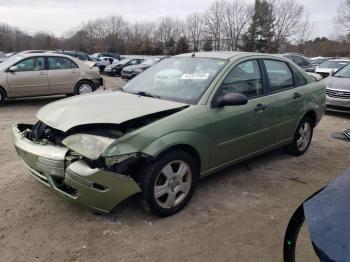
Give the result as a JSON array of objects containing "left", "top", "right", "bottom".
[{"left": 181, "top": 73, "right": 209, "bottom": 80}]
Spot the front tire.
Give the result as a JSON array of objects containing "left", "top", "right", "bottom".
[
  {"left": 286, "top": 117, "right": 314, "bottom": 156},
  {"left": 74, "top": 81, "right": 95, "bottom": 95},
  {"left": 140, "top": 150, "right": 198, "bottom": 217}
]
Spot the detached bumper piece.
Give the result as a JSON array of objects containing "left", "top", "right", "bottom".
[{"left": 12, "top": 124, "right": 141, "bottom": 214}]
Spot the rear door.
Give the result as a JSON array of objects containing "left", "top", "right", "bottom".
[
  {"left": 260, "top": 59, "right": 306, "bottom": 143},
  {"left": 47, "top": 56, "right": 80, "bottom": 94},
  {"left": 7, "top": 56, "right": 49, "bottom": 97}
]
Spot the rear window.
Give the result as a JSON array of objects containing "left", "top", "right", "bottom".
[
  {"left": 264, "top": 60, "right": 294, "bottom": 93},
  {"left": 48, "top": 57, "right": 78, "bottom": 70}
]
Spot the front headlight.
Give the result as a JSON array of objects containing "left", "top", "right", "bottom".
[{"left": 62, "top": 134, "right": 115, "bottom": 160}]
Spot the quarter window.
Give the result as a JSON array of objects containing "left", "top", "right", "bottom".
[
  {"left": 16, "top": 57, "right": 45, "bottom": 72},
  {"left": 218, "top": 60, "right": 263, "bottom": 99},
  {"left": 48, "top": 57, "right": 77, "bottom": 70},
  {"left": 264, "top": 60, "right": 294, "bottom": 93}
]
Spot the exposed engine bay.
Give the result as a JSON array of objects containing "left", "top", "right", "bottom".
[{"left": 17, "top": 107, "right": 186, "bottom": 176}]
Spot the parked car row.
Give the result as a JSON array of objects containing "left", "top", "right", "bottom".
[{"left": 0, "top": 51, "right": 102, "bottom": 105}]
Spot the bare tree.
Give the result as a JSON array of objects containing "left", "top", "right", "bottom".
[
  {"left": 335, "top": 0, "right": 350, "bottom": 32},
  {"left": 222, "top": 0, "right": 252, "bottom": 51},
  {"left": 294, "top": 13, "right": 314, "bottom": 53},
  {"left": 204, "top": 0, "right": 226, "bottom": 51},
  {"left": 185, "top": 12, "right": 204, "bottom": 51},
  {"left": 271, "top": 0, "right": 305, "bottom": 52}
]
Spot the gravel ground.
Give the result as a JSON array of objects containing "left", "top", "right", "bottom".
[{"left": 0, "top": 76, "right": 349, "bottom": 261}]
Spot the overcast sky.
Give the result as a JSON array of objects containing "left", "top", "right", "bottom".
[{"left": 0, "top": 0, "right": 341, "bottom": 38}]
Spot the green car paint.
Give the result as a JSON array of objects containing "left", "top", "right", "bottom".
[{"left": 12, "top": 52, "right": 326, "bottom": 213}]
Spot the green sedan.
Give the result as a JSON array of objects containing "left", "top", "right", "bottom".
[{"left": 12, "top": 52, "right": 326, "bottom": 216}]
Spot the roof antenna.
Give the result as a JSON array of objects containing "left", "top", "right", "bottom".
[{"left": 192, "top": 53, "right": 195, "bottom": 57}]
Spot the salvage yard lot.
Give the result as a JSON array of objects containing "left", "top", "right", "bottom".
[{"left": 1, "top": 76, "right": 349, "bottom": 261}]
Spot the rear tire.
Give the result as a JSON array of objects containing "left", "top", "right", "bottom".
[
  {"left": 74, "top": 81, "right": 95, "bottom": 95},
  {"left": 139, "top": 150, "right": 198, "bottom": 217},
  {"left": 0, "top": 88, "right": 6, "bottom": 106},
  {"left": 286, "top": 117, "right": 314, "bottom": 156}
]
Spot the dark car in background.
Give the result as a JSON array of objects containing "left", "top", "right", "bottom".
[
  {"left": 55, "top": 50, "right": 92, "bottom": 62},
  {"left": 282, "top": 53, "right": 315, "bottom": 72},
  {"left": 91, "top": 52, "right": 120, "bottom": 60},
  {"left": 104, "top": 58, "right": 144, "bottom": 76},
  {"left": 121, "top": 56, "right": 166, "bottom": 79}
]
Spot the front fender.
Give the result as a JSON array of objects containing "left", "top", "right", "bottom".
[{"left": 142, "top": 131, "right": 211, "bottom": 172}]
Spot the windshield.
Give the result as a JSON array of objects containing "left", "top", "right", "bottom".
[
  {"left": 116, "top": 59, "right": 130, "bottom": 65},
  {"left": 319, "top": 60, "right": 350, "bottom": 69},
  {"left": 142, "top": 58, "right": 158, "bottom": 66},
  {"left": 0, "top": 54, "right": 26, "bottom": 69},
  {"left": 122, "top": 57, "right": 227, "bottom": 104},
  {"left": 311, "top": 58, "right": 328, "bottom": 65},
  {"left": 334, "top": 64, "right": 350, "bottom": 78}
]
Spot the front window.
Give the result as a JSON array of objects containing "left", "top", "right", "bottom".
[
  {"left": 16, "top": 57, "right": 45, "bottom": 72},
  {"left": 334, "top": 64, "right": 350, "bottom": 78},
  {"left": 217, "top": 60, "right": 262, "bottom": 99},
  {"left": 122, "top": 57, "right": 227, "bottom": 104}
]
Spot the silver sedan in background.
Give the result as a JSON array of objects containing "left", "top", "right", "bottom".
[{"left": 324, "top": 64, "right": 350, "bottom": 113}]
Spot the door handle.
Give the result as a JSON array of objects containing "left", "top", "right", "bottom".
[
  {"left": 72, "top": 70, "right": 78, "bottom": 73},
  {"left": 39, "top": 72, "right": 47, "bottom": 75},
  {"left": 293, "top": 92, "right": 302, "bottom": 99},
  {"left": 254, "top": 104, "right": 268, "bottom": 112}
]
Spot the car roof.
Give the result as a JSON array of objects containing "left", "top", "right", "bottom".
[
  {"left": 175, "top": 51, "right": 248, "bottom": 60},
  {"left": 328, "top": 59, "right": 350, "bottom": 62},
  {"left": 174, "top": 51, "right": 295, "bottom": 62},
  {"left": 12, "top": 52, "right": 83, "bottom": 62}
]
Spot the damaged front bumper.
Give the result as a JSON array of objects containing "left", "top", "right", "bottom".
[{"left": 12, "top": 124, "right": 141, "bottom": 214}]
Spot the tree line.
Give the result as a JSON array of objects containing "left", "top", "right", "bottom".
[{"left": 0, "top": 0, "right": 349, "bottom": 57}]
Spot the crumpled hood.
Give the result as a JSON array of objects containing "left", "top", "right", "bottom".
[
  {"left": 324, "top": 76, "right": 350, "bottom": 91},
  {"left": 37, "top": 91, "right": 187, "bottom": 132}
]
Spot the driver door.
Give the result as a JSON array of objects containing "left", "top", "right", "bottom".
[
  {"left": 7, "top": 57, "right": 49, "bottom": 97},
  {"left": 208, "top": 59, "right": 273, "bottom": 168}
]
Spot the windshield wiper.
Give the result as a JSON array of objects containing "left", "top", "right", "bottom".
[{"left": 136, "top": 91, "right": 161, "bottom": 99}]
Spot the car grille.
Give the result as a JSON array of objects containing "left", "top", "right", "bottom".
[{"left": 326, "top": 89, "right": 350, "bottom": 99}]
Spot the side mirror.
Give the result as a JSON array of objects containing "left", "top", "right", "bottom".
[
  {"left": 214, "top": 93, "right": 248, "bottom": 108},
  {"left": 8, "top": 66, "right": 17, "bottom": 72}
]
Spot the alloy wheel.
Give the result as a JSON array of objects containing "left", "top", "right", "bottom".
[
  {"left": 297, "top": 122, "right": 312, "bottom": 151},
  {"left": 154, "top": 160, "right": 192, "bottom": 209},
  {"left": 79, "top": 84, "right": 93, "bottom": 94}
]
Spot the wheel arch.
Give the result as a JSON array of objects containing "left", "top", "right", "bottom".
[
  {"left": 303, "top": 110, "right": 317, "bottom": 127},
  {"left": 75, "top": 79, "right": 96, "bottom": 89},
  {"left": 141, "top": 131, "right": 211, "bottom": 173},
  {"left": 0, "top": 85, "right": 7, "bottom": 98},
  {"left": 155, "top": 144, "right": 202, "bottom": 173}
]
